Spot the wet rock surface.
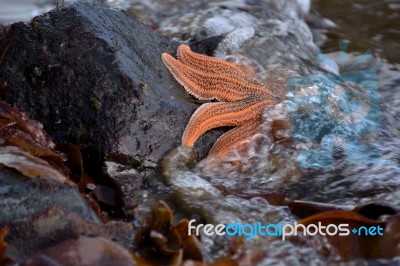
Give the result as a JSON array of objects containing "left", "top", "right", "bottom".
[
  {"left": 24, "top": 236, "right": 136, "bottom": 266},
  {"left": 0, "top": 2, "right": 223, "bottom": 262},
  {"left": 0, "top": 1, "right": 220, "bottom": 180},
  {"left": 4, "top": 205, "right": 134, "bottom": 263},
  {"left": 0, "top": 100, "right": 135, "bottom": 263},
  {"left": 0, "top": 168, "right": 96, "bottom": 224}
]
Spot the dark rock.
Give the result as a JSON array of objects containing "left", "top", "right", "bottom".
[
  {"left": 0, "top": 168, "right": 97, "bottom": 224},
  {"left": 24, "top": 236, "right": 136, "bottom": 266},
  {"left": 8, "top": 207, "right": 134, "bottom": 263},
  {"left": 0, "top": 167, "right": 134, "bottom": 262},
  {"left": 0, "top": 1, "right": 219, "bottom": 178},
  {"left": 0, "top": 97, "right": 135, "bottom": 262}
]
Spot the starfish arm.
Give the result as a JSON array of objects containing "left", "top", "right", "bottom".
[
  {"left": 177, "top": 45, "right": 256, "bottom": 82},
  {"left": 208, "top": 119, "right": 263, "bottom": 155},
  {"left": 162, "top": 52, "right": 271, "bottom": 102},
  {"left": 176, "top": 45, "right": 285, "bottom": 101},
  {"left": 182, "top": 98, "right": 273, "bottom": 147}
]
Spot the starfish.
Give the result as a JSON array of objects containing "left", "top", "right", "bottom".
[{"left": 161, "top": 44, "right": 285, "bottom": 155}]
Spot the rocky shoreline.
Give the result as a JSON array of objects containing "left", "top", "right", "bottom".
[{"left": 0, "top": 0, "right": 399, "bottom": 265}]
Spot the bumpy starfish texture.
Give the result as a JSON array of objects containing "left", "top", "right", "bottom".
[{"left": 161, "top": 44, "right": 284, "bottom": 155}]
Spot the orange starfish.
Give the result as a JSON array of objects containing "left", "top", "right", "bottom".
[{"left": 161, "top": 44, "right": 285, "bottom": 155}]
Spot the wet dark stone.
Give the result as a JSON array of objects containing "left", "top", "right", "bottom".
[
  {"left": 0, "top": 1, "right": 219, "bottom": 176},
  {"left": 0, "top": 168, "right": 97, "bottom": 224},
  {"left": 24, "top": 236, "right": 136, "bottom": 266},
  {"left": 0, "top": 168, "right": 133, "bottom": 262}
]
